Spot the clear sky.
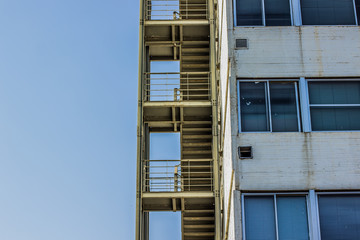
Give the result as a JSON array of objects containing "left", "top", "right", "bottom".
[{"left": 0, "top": 1, "right": 140, "bottom": 239}]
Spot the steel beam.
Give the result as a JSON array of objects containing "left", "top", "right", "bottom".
[{"left": 145, "top": 20, "right": 209, "bottom": 26}]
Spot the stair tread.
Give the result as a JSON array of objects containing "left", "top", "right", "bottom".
[
  {"left": 184, "top": 225, "right": 215, "bottom": 229},
  {"left": 183, "top": 232, "right": 215, "bottom": 236},
  {"left": 183, "top": 217, "right": 214, "bottom": 221}
]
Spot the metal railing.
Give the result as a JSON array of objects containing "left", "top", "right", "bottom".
[
  {"left": 145, "top": 0, "right": 208, "bottom": 20},
  {"left": 143, "top": 159, "right": 213, "bottom": 192},
  {"left": 144, "top": 72, "right": 210, "bottom": 101}
]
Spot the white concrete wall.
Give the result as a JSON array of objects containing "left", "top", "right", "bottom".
[
  {"left": 235, "top": 132, "right": 360, "bottom": 190},
  {"left": 218, "top": 0, "right": 239, "bottom": 239},
  {"left": 222, "top": 2, "right": 360, "bottom": 239},
  {"left": 233, "top": 26, "right": 360, "bottom": 78}
]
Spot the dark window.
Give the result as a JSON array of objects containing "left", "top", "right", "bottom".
[
  {"left": 244, "top": 195, "right": 309, "bottom": 240},
  {"left": 356, "top": 0, "right": 360, "bottom": 24},
  {"left": 300, "top": 0, "right": 356, "bottom": 25},
  {"left": 269, "top": 82, "right": 299, "bottom": 132},
  {"left": 239, "top": 81, "right": 299, "bottom": 132},
  {"left": 236, "top": 0, "right": 291, "bottom": 26},
  {"left": 318, "top": 195, "right": 360, "bottom": 240},
  {"left": 236, "top": 0, "right": 262, "bottom": 26},
  {"left": 308, "top": 81, "right": 360, "bottom": 131},
  {"left": 265, "top": 0, "right": 292, "bottom": 26},
  {"left": 240, "top": 82, "right": 268, "bottom": 131}
]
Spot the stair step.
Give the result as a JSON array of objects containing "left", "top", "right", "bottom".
[
  {"left": 182, "top": 150, "right": 212, "bottom": 154},
  {"left": 183, "top": 217, "right": 214, "bottom": 221},
  {"left": 182, "top": 142, "right": 212, "bottom": 147},
  {"left": 183, "top": 135, "right": 212, "bottom": 139},
  {"left": 184, "top": 225, "right": 215, "bottom": 229},
  {"left": 183, "top": 232, "right": 215, "bottom": 237},
  {"left": 182, "top": 63, "right": 209, "bottom": 68},
  {"left": 182, "top": 56, "right": 209, "bottom": 61},
  {"left": 183, "top": 128, "right": 212, "bottom": 132},
  {"left": 183, "top": 121, "right": 212, "bottom": 124},
  {"left": 182, "top": 48, "right": 209, "bottom": 53},
  {"left": 184, "top": 209, "right": 214, "bottom": 213},
  {"left": 182, "top": 40, "right": 209, "bottom": 44}
]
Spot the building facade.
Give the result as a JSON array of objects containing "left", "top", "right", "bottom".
[
  {"left": 136, "top": 0, "right": 360, "bottom": 239},
  {"left": 220, "top": 0, "right": 360, "bottom": 239}
]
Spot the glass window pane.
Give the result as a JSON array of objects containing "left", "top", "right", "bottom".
[
  {"left": 356, "top": 0, "right": 360, "bottom": 24},
  {"left": 269, "top": 82, "right": 299, "bottom": 132},
  {"left": 277, "top": 197, "right": 309, "bottom": 240},
  {"left": 318, "top": 195, "right": 360, "bottom": 240},
  {"left": 236, "top": 0, "right": 263, "bottom": 26},
  {"left": 265, "top": 0, "right": 291, "bottom": 26},
  {"left": 244, "top": 196, "right": 276, "bottom": 240},
  {"left": 310, "top": 107, "right": 360, "bottom": 131},
  {"left": 308, "top": 81, "right": 360, "bottom": 104},
  {"left": 301, "top": 0, "right": 356, "bottom": 25},
  {"left": 240, "top": 82, "right": 269, "bottom": 132}
]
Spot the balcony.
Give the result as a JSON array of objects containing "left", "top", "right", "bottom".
[
  {"left": 143, "top": 159, "right": 213, "bottom": 192},
  {"left": 145, "top": 0, "right": 208, "bottom": 21},
  {"left": 144, "top": 72, "right": 210, "bottom": 102}
]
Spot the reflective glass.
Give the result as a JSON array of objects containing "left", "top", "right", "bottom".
[
  {"left": 318, "top": 195, "right": 360, "bottom": 240},
  {"left": 236, "top": 0, "right": 263, "bottom": 26},
  {"left": 301, "top": 0, "right": 356, "bottom": 25},
  {"left": 244, "top": 196, "right": 276, "bottom": 240},
  {"left": 270, "top": 82, "right": 299, "bottom": 132},
  {"left": 310, "top": 107, "right": 360, "bottom": 131},
  {"left": 309, "top": 81, "right": 360, "bottom": 104},
  {"left": 277, "top": 197, "right": 309, "bottom": 240},
  {"left": 356, "top": 0, "right": 360, "bottom": 24},
  {"left": 265, "top": 0, "right": 291, "bottom": 26},
  {"left": 240, "top": 82, "right": 269, "bottom": 132}
]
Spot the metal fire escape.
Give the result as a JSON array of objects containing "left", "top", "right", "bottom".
[{"left": 136, "top": 0, "right": 220, "bottom": 239}]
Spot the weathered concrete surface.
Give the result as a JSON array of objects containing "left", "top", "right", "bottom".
[
  {"left": 234, "top": 132, "right": 360, "bottom": 191},
  {"left": 233, "top": 26, "right": 360, "bottom": 78}
]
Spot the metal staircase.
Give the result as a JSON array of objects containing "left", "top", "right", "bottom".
[{"left": 136, "top": 0, "right": 220, "bottom": 239}]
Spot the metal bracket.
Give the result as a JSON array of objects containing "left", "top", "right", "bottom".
[{"left": 215, "top": 190, "right": 220, "bottom": 198}]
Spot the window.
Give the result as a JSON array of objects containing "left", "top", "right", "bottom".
[
  {"left": 243, "top": 194, "right": 309, "bottom": 240},
  {"left": 242, "top": 192, "right": 360, "bottom": 240},
  {"left": 238, "top": 81, "right": 300, "bottom": 132},
  {"left": 235, "top": 0, "right": 292, "bottom": 26},
  {"left": 356, "top": 0, "right": 360, "bottom": 24},
  {"left": 318, "top": 194, "right": 360, "bottom": 240},
  {"left": 308, "top": 81, "right": 360, "bottom": 131},
  {"left": 300, "top": 0, "right": 358, "bottom": 25}
]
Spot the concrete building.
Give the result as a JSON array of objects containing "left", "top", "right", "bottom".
[
  {"left": 220, "top": 0, "right": 360, "bottom": 239},
  {"left": 136, "top": 0, "right": 360, "bottom": 239}
]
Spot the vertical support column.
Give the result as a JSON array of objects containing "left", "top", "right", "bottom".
[
  {"left": 136, "top": 0, "right": 145, "bottom": 239},
  {"left": 209, "top": 0, "right": 221, "bottom": 239},
  {"left": 299, "top": 77, "right": 311, "bottom": 132},
  {"left": 308, "top": 190, "right": 321, "bottom": 240}
]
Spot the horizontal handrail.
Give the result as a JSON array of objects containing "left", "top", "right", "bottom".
[
  {"left": 145, "top": 0, "right": 208, "bottom": 20},
  {"left": 142, "top": 159, "right": 213, "bottom": 192},
  {"left": 144, "top": 72, "right": 211, "bottom": 101}
]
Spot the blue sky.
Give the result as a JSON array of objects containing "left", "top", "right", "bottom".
[{"left": 0, "top": 1, "right": 140, "bottom": 239}]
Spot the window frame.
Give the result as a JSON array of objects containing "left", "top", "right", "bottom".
[
  {"left": 316, "top": 191, "right": 360, "bottom": 240},
  {"left": 237, "top": 79, "right": 302, "bottom": 133},
  {"left": 241, "top": 192, "right": 311, "bottom": 240},
  {"left": 233, "top": 0, "right": 294, "bottom": 27},
  {"left": 306, "top": 78, "right": 360, "bottom": 132},
  {"left": 299, "top": 0, "right": 359, "bottom": 26},
  {"left": 241, "top": 191, "right": 360, "bottom": 240},
  {"left": 233, "top": 0, "right": 360, "bottom": 27}
]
